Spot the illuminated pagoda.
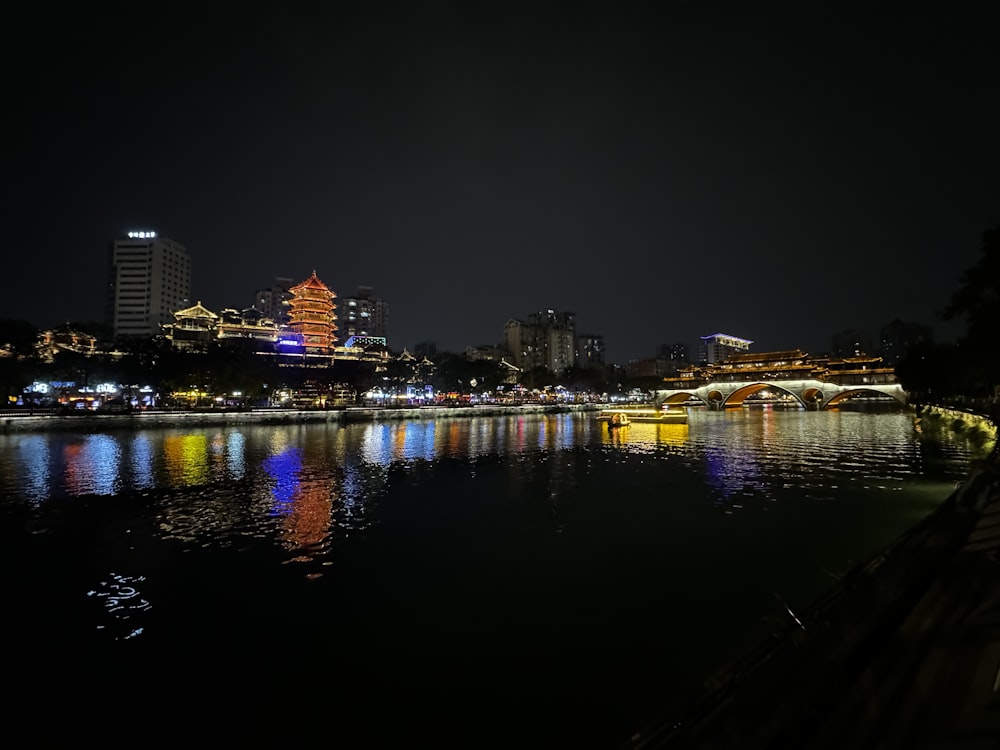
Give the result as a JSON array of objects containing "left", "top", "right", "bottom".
[{"left": 287, "top": 271, "right": 337, "bottom": 354}]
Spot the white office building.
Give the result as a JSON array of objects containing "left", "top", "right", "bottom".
[{"left": 106, "top": 231, "right": 191, "bottom": 338}]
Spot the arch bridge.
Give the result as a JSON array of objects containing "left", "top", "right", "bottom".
[{"left": 654, "top": 378, "right": 907, "bottom": 411}]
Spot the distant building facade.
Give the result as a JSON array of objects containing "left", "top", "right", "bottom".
[
  {"left": 576, "top": 334, "right": 606, "bottom": 368},
  {"left": 698, "top": 333, "right": 752, "bottom": 364},
  {"left": 254, "top": 277, "right": 293, "bottom": 327},
  {"left": 879, "top": 319, "right": 932, "bottom": 365},
  {"left": 657, "top": 342, "right": 690, "bottom": 367},
  {"left": 503, "top": 308, "right": 577, "bottom": 373},
  {"left": 106, "top": 231, "right": 191, "bottom": 338},
  {"left": 339, "top": 285, "right": 389, "bottom": 340},
  {"left": 830, "top": 328, "right": 873, "bottom": 358}
]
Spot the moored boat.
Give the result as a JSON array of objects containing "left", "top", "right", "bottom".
[{"left": 597, "top": 406, "right": 688, "bottom": 426}]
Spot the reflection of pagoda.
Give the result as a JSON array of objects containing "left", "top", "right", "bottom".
[{"left": 288, "top": 271, "right": 337, "bottom": 354}]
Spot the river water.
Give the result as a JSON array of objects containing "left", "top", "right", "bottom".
[{"left": 0, "top": 407, "right": 989, "bottom": 746}]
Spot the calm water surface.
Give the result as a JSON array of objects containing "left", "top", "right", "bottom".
[{"left": 0, "top": 408, "right": 987, "bottom": 746}]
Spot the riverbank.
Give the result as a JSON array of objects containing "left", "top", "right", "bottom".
[
  {"left": 0, "top": 402, "right": 606, "bottom": 432},
  {"left": 625, "top": 403, "right": 1000, "bottom": 749},
  {"left": 915, "top": 402, "right": 999, "bottom": 457}
]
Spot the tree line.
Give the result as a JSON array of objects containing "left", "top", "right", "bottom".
[{"left": 895, "top": 222, "right": 1000, "bottom": 409}]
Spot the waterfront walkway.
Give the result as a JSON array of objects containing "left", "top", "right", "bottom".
[{"left": 624, "top": 458, "right": 1000, "bottom": 749}]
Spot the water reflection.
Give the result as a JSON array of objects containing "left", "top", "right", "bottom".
[
  {"left": 64, "top": 434, "right": 121, "bottom": 496},
  {"left": 131, "top": 435, "right": 154, "bottom": 490},
  {"left": 280, "top": 474, "right": 336, "bottom": 569},
  {"left": 163, "top": 434, "right": 210, "bottom": 485},
  {"left": 87, "top": 572, "right": 152, "bottom": 641},
  {"left": 600, "top": 422, "right": 691, "bottom": 451},
  {"left": 2, "top": 408, "right": 992, "bottom": 745},
  {"left": 16, "top": 435, "right": 50, "bottom": 504},
  {"left": 260, "top": 439, "right": 336, "bottom": 569}
]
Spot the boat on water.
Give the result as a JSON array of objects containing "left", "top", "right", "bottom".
[{"left": 597, "top": 406, "right": 688, "bottom": 427}]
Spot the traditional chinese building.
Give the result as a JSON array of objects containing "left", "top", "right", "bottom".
[
  {"left": 163, "top": 301, "right": 218, "bottom": 351},
  {"left": 35, "top": 326, "right": 97, "bottom": 362},
  {"left": 287, "top": 271, "right": 337, "bottom": 354},
  {"left": 217, "top": 307, "right": 279, "bottom": 348}
]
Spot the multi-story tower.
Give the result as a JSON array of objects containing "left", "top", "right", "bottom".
[
  {"left": 106, "top": 230, "right": 191, "bottom": 338},
  {"left": 287, "top": 271, "right": 337, "bottom": 353},
  {"left": 657, "top": 342, "right": 690, "bottom": 365},
  {"left": 698, "top": 333, "right": 752, "bottom": 364},
  {"left": 255, "top": 277, "right": 293, "bottom": 327},
  {"left": 577, "top": 334, "right": 606, "bottom": 368},
  {"left": 879, "top": 319, "right": 932, "bottom": 365},
  {"left": 504, "top": 309, "right": 577, "bottom": 373},
  {"left": 831, "top": 329, "right": 873, "bottom": 358},
  {"left": 504, "top": 319, "right": 543, "bottom": 371},
  {"left": 339, "top": 285, "right": 389, "bottom": 340}
]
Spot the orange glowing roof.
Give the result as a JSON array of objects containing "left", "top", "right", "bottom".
[{"left": 290, "top": 271, "right": 335, "bottom": 295}]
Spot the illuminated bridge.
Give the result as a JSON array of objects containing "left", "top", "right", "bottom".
[{"left": 653, "top": 350, "right": 907, "bottom": 411}]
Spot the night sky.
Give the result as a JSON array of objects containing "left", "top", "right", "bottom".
[{"left": 5, "top": 3, "right": 998, "bottom": 363}]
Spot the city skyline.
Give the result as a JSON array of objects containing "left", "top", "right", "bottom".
[{"left": 4, "top": 4, "right": 997, "bottom": 362}]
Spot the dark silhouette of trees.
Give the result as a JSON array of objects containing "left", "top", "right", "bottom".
[
  {"left": 942, "top": 223, "right": 1000, "bottom": 346},
  {"left": 899, "top": 222, "right": 1000, "bottom": 402},
  {"left": 520, "top": 365, "right": 557, "bottom": 391},
  {"left": 0, "top": 319, "right": 38, "bottom": 356},
  {"left": 330, "top": 358, "right": 378, "bottom": 403}
]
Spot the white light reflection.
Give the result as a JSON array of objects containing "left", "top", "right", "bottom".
[
  {"left": 64, "top": 434, "right": 122, "bottom": 495},
  {"left": 361, "top": 424, "right": 394, "bottom": 465},
  {"left": 17, "top": 435, "right": 51, "bottom": 504},
  {"left": 130, "top": 434, "right": 154, "bottom": 489},
  {"left": 226, "top": 431, "right": 246, "bottom": 478},
  {"left": 87, "top": 572, "right": 152, "bottom": 640}
]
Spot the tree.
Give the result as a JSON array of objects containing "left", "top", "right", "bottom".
[
  {"left": 939, "top": 222, "right": 1000, "bottom": 398},
  {"left": 520, "top": 365, "right": 556, "bottom": 391},
  {"left": 0, "top": 319, "right": 38, "bottom": 357},
  {"left": 942, "top": 223, "right": 1000, "bottom": 347}
]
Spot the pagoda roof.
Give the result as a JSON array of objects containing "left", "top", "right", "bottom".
[
  {"left": 174, "top": 301, "right": 218, "bottom": 320},
  {"left": 290, "top": 270, "right": 334, "bottom": 294},
  {"left": 724, "top": 349, "right": 809, "bottom": 363}
]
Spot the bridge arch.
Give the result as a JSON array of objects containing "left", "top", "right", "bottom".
[
  {"left": 824, "top": 387, "right": 907, "bottom": 408},
  {"left": 801, "top": 387, "right": 825, "bottom": 406},
  {"left": 722, "top": 383, "right": 806, "bottom": 409},
  {"left": 659, "top": 390, "right": 708, "bottom": 407}
]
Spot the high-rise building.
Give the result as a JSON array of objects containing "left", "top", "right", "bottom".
[
  {"left": 656, "top": 342, "right": 690, "bottom": 367},
  {"left": 698, "top": 333, "right": 752, "bottom": 364},
  {"left": 831, "top": 329, "right": 873, "bottom": 358},
  {"left": 339, "top": 285, "right": 389, "bottom": 340},
  {"left": 105, "top": 230, "right": 191, "bottom": 338},
  {"left": 287, "top": 271, "right": 337, "bottom": 353},
  {"left": 255, "top": 277, "right": 293, "bottom": 327},
  {"left": 576, "top": 334, "right": 606, "bottom": 368},
  {"left": 879, "top": 319, "right": 932, "bottom": 365},
  {"left": 504, "top": 308, "right": 576, "bottom": 373}
]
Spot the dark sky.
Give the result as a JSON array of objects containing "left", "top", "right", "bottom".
[{"left": 4, "top": 3, "right": 998, "bottom": 363}]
